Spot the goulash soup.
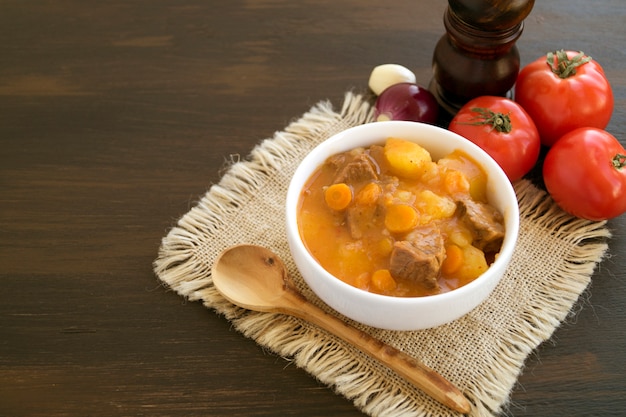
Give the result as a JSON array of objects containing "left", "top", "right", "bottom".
[{"left": 296, "top": 137, "right": 505, "bottom": 297}]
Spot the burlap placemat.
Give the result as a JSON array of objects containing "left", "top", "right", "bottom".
[{"left": 153, "top": 92, "right": 611, "bottom": 416}]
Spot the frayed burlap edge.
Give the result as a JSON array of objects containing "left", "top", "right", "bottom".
[{"left": 153, "top": 92, "right": 611, "bottom": 417}]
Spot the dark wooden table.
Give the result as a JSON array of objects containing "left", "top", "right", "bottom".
[{"left": 1, "top": 1, "right": 625, "bottom": 416}]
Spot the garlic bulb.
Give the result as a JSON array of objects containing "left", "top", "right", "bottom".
[{"left": 368, "top": 64, "right": 417, "bottom": 96}]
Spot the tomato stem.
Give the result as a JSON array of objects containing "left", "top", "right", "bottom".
[
  {"left": 461, "top": 107, "right": 512, "bottom": 133},
  {"left": 547, "top": 50, "right": 592, "bottom": 79},
  {"left": 613, "top": 153, "right": 626, "bottom": 170}
]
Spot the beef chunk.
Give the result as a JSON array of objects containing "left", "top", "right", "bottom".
[
  {"left": 458, "top": 199, "right": 504, "bottom": 252},
  {"left": 333, "top": 153, "right": 378, "bottom": 184},
  {"left": 346, "top": 205, "right": 371, "bottom": 239},
  {"left": 389, "top": 227, "right": 445, "bottom": 289},
  {"left": 346, "top": 204, "right": 382, "bottom": 239},
  {"left": 325, "top": 153, "right": 347, "bottom": 171}
]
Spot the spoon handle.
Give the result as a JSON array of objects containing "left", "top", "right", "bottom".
[{"left": 283, "top": 293, "right": 471, "bottom": 414}]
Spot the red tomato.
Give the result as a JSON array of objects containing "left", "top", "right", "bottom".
[
  {"left": 515, "top": 50, "right": 614, "bottom": 147},
  {"left": 543, "top": 128, "right": 626, "bottom": 220},
  {"left": 448, "top": 96, "right": 541, "bottom": 182}
]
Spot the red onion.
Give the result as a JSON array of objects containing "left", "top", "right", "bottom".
[{"left": 374, "top": 83, "right": 439, "bottom": 124}]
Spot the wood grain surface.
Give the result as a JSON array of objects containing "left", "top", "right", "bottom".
[{"left": 1, "top": 1, "right": 625, "bottom": 416}]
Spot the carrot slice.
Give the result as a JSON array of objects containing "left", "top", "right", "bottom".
[
  {"left": 442, "top": 244, "right": 464, "bottom": 275},
  {"left": 324, "top": 183, "right": 352, "bottom": 211},
  {"left": 355, "top": 182, "right": 382, "bottom": 206},
  {"left": 371, "top": 269, "right": 397, "bottom": 293},
  {"left": 384, "top": 204, "right": 418, "bottom": 233}
]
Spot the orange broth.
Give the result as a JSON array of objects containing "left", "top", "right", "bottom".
[{"left": 297, "top": 137, "right": 503, "bottom": 297}]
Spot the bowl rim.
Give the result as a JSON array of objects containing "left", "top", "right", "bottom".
[{"left": 286, "top": 120, "right": 520, "bottom": 305}]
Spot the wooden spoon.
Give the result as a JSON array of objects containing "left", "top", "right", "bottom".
[{"left": 211, "top": 244, "right": 471, "bottom": 414}]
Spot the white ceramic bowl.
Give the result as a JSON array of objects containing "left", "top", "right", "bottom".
[{"left": 286, "top": 121, "right": 519, "bottom": 331}]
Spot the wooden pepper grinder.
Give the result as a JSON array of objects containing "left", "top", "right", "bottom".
[{"left": 430, "top": 0, "right": 535, "bottom": 116}]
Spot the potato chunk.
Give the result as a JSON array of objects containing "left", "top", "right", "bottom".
[
  {"left": 384, "top": 137, "right": 432, "bottom": 179},
  {"left": 414, "top": 190, "right": 457, "bottom": 224},
  {"left": 455, "top": 245, "right": 488, "bottom": 281}
]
